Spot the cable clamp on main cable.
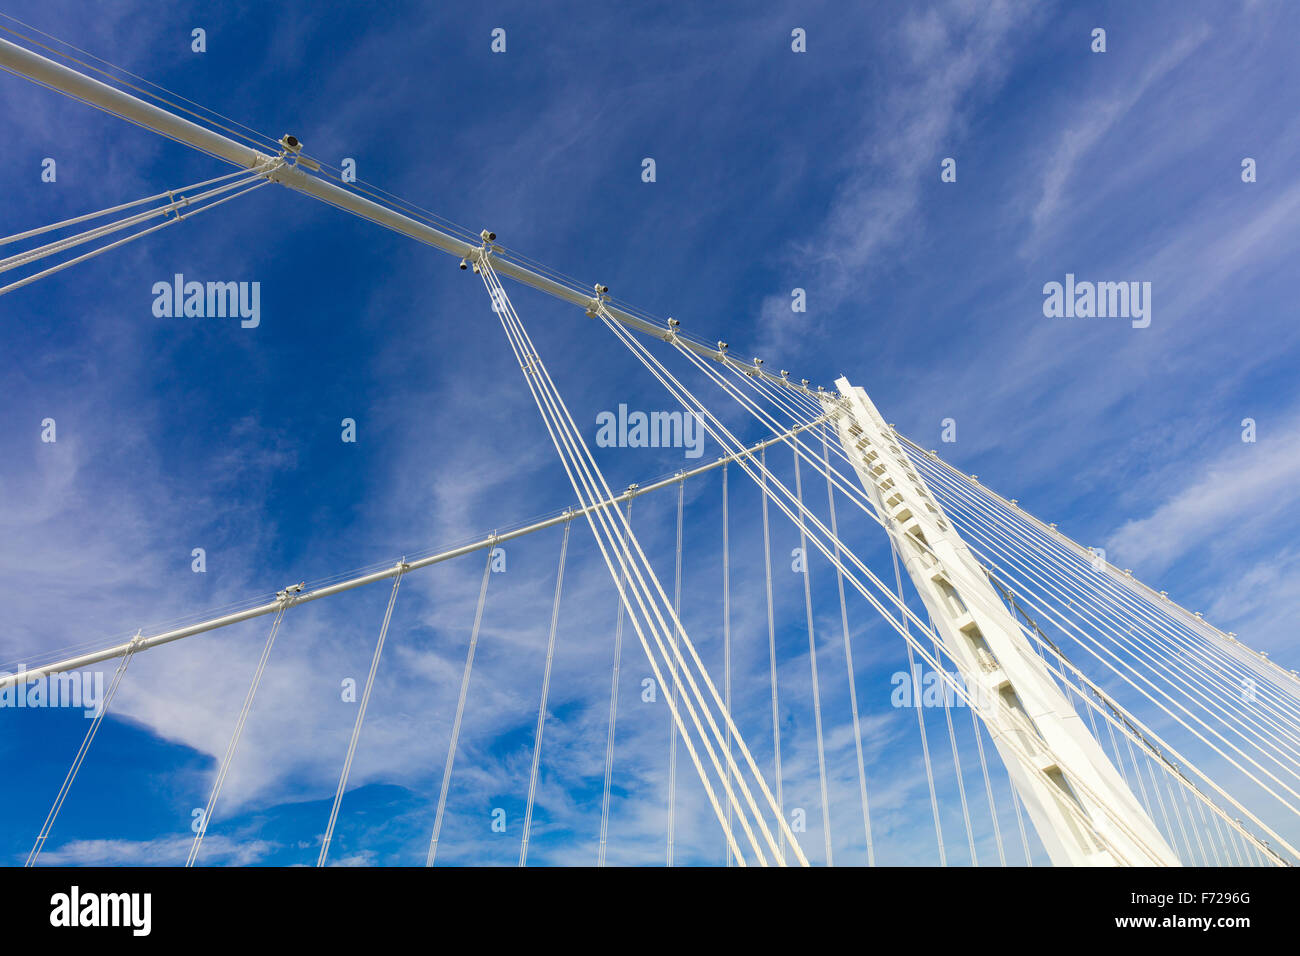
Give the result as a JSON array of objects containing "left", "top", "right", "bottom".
[{"left": 276, "top": 581, "right": 307, "bottom": 607}]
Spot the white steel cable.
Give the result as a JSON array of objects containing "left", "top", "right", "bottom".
[
  {"left": 483, "top": 263, "right": 784, "bottom": 864},
  {"left": 904, "top": 442, "right": 1300, "bottom": 734},
  {"left": 667, "top": 478, "right": 684, "bottom": 867},
  {"left": 426, "top": 549, "right": 494, "bottom": 866},
  {"left": 188, "top": 605, "right": 287, "bottom": 867},
  {"left": 967, "top": 707, "right": 1006, "bottom": 866},
  {"left": 0, "top": 164, "right": 275, "bottom": 273},
  {"left": 597, "top": 500, "right": 632, "bottom": 867},
  {"left": 822, "top": 433, "right": 876, "bottom": 864},
  {"left": 0, "top": 176, "right": 276, "bottom": 298},
  {"left": 894, "top": 541, "right": 946, "bottom": 865},
  {"left": 793, "top": 446, "right": 834, "bottom": 865},
  {"left": 317, "top": 565, "right": 406, "bottom": 867},
  {"left": 634, "top": 353, "right": 1175, "bottom": 868},
  {"left": 489, "top": 289, "right": 795, "bottom": 868},
  {"left": 907, "top": 451, "right": 1300, "bottom": 789},
  {"left": 933, "top": 621, "right": 979, "bottom": 866},
  {"left": 940, "top": 483, "right": 1300, "bottom": 761},
  {"left": 491, "top": 315, "right": 769, "bottom": 869},
  {"left": 520, "top": 518, "right": 572, "bottom": 867},
  {"left": 722, "top": 463, "right": 735, "bottom": 866},
  {"left": 760, "top": 448, "right": 788, "bottom": 864},
  {"left": 599, "top": 311, "right": 1156, "bottom": 862},
  {"left": 1011, "top": 787, "right": 1034, "bottom": 866},
  {"left": 0, "top": 164, "right": 271, "bottom": 247},
  {"left": 26, "top": 632, "right": 143, "bottom": 867},
  {"left": 914, "top": 458, "right": 1300, "bottom": 805},
  {"left": 911, "top": 471, "right": 1294, "bottom": 861}
]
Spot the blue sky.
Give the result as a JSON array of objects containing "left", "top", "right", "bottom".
[{"left": 1, "top": 0, "right": 1298, "bottom": 866}]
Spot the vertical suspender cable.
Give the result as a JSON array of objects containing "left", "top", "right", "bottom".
[
  {"left": 892, "top": 539, "right": 946, "bottom": 865},
  {"left": 27, "top": 632, "right": 143, "bottom": 866},
  {"left": 934, "top": 622, "right": 979, "bottom": 865},
  {"left": 968, "top": 704, "right": 1007, "bottom": 866},
  {"left": 668, "top": 478, "right": 684, "bottom": 866},
  {"left": 520, "top": 518, "right": 572, "bottom": 866},
  {"left": 793, "top": 447, "right": 833, "bottom": 865},
  {"left": 597, "top": 501, "right": 633, "bottom": 866},
  {"left": 761, "top": 448, "right": 787, "bottom": 864},
  {"left": 1011, "top": 786, "right": 1034, "bottom": 865},
  {"left": 188, "top": 605, "right": 288, "bottom": 867},
  {"left": 317, "top": 566, "right": 406, "bottom": 866},
  {"left": 426, "top": 548, "right": 494, "bottom": 866},
  {"left": 491, "top": 271, "right": 780, "bottom": 865},
  {"left": 822, "top": 433, "right": 876, "bottom": 865},
  {"left": 723, "top": 463, "right": 735, "bottom": 866}
]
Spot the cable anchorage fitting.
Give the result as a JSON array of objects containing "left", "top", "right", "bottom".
[
  {"left": 461, "top": 231, "right": 499, "bottom": 274},
  {"left": 276, "top": 581, "right": 307, "bottom": 607}
]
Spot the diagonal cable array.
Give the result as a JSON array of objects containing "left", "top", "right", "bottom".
[
  {"left": 0, "top": 159, "right": 283, "bottom": 297},
  {"left": 2, "top": 19, "right": 1294, "bottom": 864},
  {"left": 891, "top": 439, "right": 1300, "bottom": 865},
  {"left": 704, "top": 355, "right": 1296, "bottom": 865},
  {"left": 584, "top": 295, "right": 1297, "bottom": 866},
  {"left": 475, "top": 252, "right": 808, "bottom": 866}
]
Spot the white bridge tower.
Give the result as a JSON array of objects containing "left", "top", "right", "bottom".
[{"left": 830, "top": 378, "right": 1178, "bottom": 866}]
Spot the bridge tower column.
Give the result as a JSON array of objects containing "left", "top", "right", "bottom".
[{"left": 829, "top": 377, "right": 1179, "bottom": 866}]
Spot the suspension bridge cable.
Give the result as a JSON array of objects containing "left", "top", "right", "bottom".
[
  {"left": 483, "top": 262, "right": 784, "bottom": 865},
  {"left": 188, "top": 604, "right": 288, "bottom": 867},
  {"left": 893, "top": 540, "right": 945, "bottom": 865},
  {"left": 933, "top": 516, "right": 1293, "bottom": 862},
  {"left": 426, "top": 548, "right": 494, "bottom": 866},
  {"left": 0, "top": 164, "right": 268, "bottom": 247},
  {"left": 520, "top": 518, "right": 572, "bottom": 867},
  {"left": 26, "top": 631, "right": 143, "bottom": 867},
  {"left": 493, "top": 290, "right": 768, "bottom": 868},
  {"left": 0, "top": 18, "right": 283, "bottom": 154},
  {"left": 668, "top": 478, "right": 684, "bottom": 867},
  {"left": 502, "top": 272, "right": 812, "bottom": 867},
  {"left": 793, "top": 447, "right": 833, "bottom": 865},
  {"left": 597, "top": 305, "right": 1151, "bottom": 862},
  {"left": 949, "top": 487, "right": 1300, "bottom": 761},
  {"left": 597, "top": 500, "right": 632, "bottom": 867},
  {"left": 821, "top": 432, "right": 875, "bottom": 865},
  {"left": 0, "top": 170, "right": 264, "bottom": 275},
  {"left": 909, "top": 455, "right": 1300, "bottom": 790},
  {"left": 500, "top": 286, "right": 777, "bottom": 868},
  {"left": 0, "top": 172, "right": 278, "bottom": 298},
  {"left": 723, "top": 462, "right": 735, "bottom": 866},
  {"left": 933, "top": 621, "right": 979, "bottom": 865},
  {"left": 902, "top": 438, "right": 1300, "bottom": 731},
  {"left": 966, "top": 707, "right": 1006, "bottom": 866},
  {"left": 317, "top": 563, "right": 406, "bottom": 867},
  {"left": 1011, "top": 788, "right": 1034, "bottom": 866},
  {"left": 760, "top": 447, "right": 787, "bottom": 864},
  {"left": 914, "top": 458, "right": 1300, "bottom": 813}
]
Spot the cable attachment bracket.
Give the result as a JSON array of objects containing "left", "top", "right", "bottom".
[
  {"left": 462, "top": 230, "right": 499, "bottom": 273},
  {"left": 275, "top": 581, "right": 307, "bottom": 608}
]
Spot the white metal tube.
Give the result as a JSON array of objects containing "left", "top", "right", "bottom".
[
  {"left": 0, "top": 36, "right": 817, "bottom": 397},
  {"left": 0, "top": 419, "right": 824, "bottom": 690}
]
